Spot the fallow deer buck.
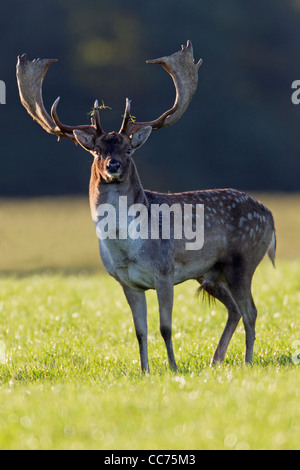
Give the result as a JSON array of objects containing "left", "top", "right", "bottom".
[{"left": 17, "top": 41, "right": 276, "bottom": 372}]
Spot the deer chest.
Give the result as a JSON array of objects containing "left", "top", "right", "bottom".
[{"left": 98, "top": 238, "right": 155, "bottom": 290}]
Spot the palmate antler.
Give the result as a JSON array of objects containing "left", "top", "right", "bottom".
[
  {"left": 16, "top": 41, "right": 202, "bottom": 140},
  {"left": 16, "top": 54, "right": 104, "bottom": 141},
  {"left": 120, "top": 41, "right": 202, "bottom": 135}
]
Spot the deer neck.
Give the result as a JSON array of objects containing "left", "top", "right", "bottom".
[{"left": 89, "top": 157, "right": 148, "bottom": 223}]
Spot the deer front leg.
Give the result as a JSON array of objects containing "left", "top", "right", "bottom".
[
  {"left": 122, "top": 286, "right": 149, "bottom": 373},
  {"left": 156, "top": 276, "right": 177, "bottom": 372}
]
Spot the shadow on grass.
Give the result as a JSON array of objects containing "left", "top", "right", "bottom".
[
  {"left": 0, "top": 265, "right": 105, "bottom": 279},
  {"left": 254, "top": 354, "right": 294, "bottom": 367},
  {"left": 176, "top": 354, "right": 295, "bottom": 374}
]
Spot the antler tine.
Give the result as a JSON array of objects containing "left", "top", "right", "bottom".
[
  {"left": 51, "top": 97, "right": 76, "bottom": 139},
  {"left": 119, "top": 98, "right": 131, "bottom": 134},
  {"left": 92, "top": 100, "right": 105, "bottom": 135},
  {"left": 51, "top": 97, "right": 100, "bottom": 140},
  {"left": 16, "top": 54, "right": 97, "bottom": 142},
  {"left": 123, "top": 41, "right": 202, "bottom": 136}
]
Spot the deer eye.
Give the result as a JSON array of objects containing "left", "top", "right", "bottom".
[{"left": 126, "top": 148, "right": 132, "bottom": 156}]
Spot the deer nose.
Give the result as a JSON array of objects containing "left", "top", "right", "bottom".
[{"left": 106, "top": 159, "right": 121, "bottom": 173}]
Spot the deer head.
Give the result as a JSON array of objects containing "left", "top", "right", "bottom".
[{"left": 16, "top": 42, "right": 202, "bottom": 183}]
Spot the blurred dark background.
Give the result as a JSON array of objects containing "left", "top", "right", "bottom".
[{"left": 0, "top": 0, "right": 299, "bottom": 196}]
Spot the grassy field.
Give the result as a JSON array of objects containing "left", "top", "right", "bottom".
[{"left": 0, "top": 195, "right": 299, "bottom": 449}]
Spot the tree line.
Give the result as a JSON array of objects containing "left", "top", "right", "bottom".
[{"left": 0, "top": 0, "right": 299, "bottom": 196}]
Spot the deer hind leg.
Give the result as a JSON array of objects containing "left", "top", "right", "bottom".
[
  {"left": 243, "top": 295, "right": 257, "bottom": 363},
  {"left": 223, "top": 261, "right": 258, "bottom": 364},
  {"left": 198, "top": 272, "right": 242, "bottom": 364},
  {"left": 232, "top": 290, "right": 257, "bottom": 364}
]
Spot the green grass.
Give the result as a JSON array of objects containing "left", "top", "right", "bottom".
[{"left": 0, "top": 195, "right": 299, "bottom": 449}]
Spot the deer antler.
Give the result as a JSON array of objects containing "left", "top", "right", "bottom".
[
  {"left": 17, "top": 42, "right": 201, "bottom": 141},
  {"left": 16, "top": 54, "right": 103, "bottom": 141},
  {"left": 120, "top": 40, "right": 202, "bottom": 135}
]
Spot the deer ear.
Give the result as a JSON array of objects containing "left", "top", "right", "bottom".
[
  {"left": 130, "top": 126, "right": 152, "bottom": 150},
  {"left": 73, "top": 130, "right": 95, "bottom": 151}
]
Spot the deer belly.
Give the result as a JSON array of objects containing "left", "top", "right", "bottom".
[
  {"left": 173, "top": 249, "right": 216, "bottom": 285},
  {"left": 173, "top": 263, "right": 202, "bottom": 285}
]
